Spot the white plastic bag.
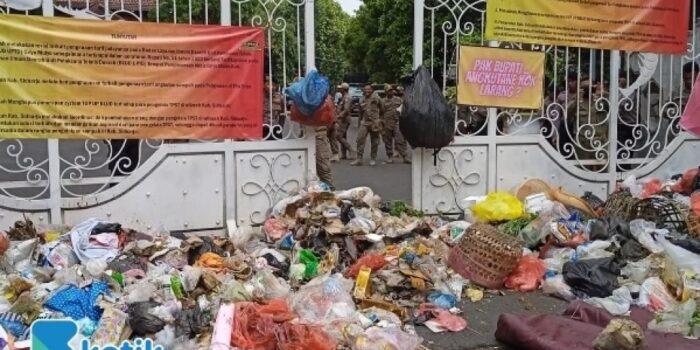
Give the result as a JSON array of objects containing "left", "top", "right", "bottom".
[
  {"left": 629, "top": 219, "right": 666, "bottom": 254},
  {"left": 542, "top": 274, "right": 575, "bottom": 301},
  {"left": 585, "top": 286, "right": 634, "bottom": 316},
  {"left": 622, "top": 175, "right": 643, "bottom": 197},
  {"left": 657, "top": 235, "right": 700, "bottom": 274},
  {"left": 620, "top": 257, "right": 652, "bottom": 284},
  {"left": 575, "top": 241, "right": 614, "bottom": 260}
]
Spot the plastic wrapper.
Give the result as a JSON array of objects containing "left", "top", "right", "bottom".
[
  {"left": 505, "top": 255, "right": 547, "bottom": 292},
  {"left": 542, "top": 274, "right": 575, "bottom": 301},
  {"left": 520, "top": 203, "right": 570, "bottom": 248},
  {"left": 629, "top": 219, "right": 666, "bottom": 254},
  {"left": 345, "top": 254, "right": 386, "bottom": 278},
  {"left": 622, "top": 175, "right": 643, "bottom": 197},
  {"left": 290, "top": 274, "right": 356, "bottom": 324},
  {"left": 426, "top": 292, "right": 457, "bottom": 309},
  {"left": 575, "top": 241, "right": 614, "bottom": 261},
  {"left": 657, "top": 235, "right": 700, "bottom": 274},
  {"left": 346, "top": 217, "right": 376, "bottom": 235},
  {"left": 249, "top": 270, "right": 291, "bottom": 301},
  {"left": 585, "top": 286, "right": 634, "bottom": 316},
  {"left": 285, "top": 69, "right": 330, "bottom": 116},
  {"left": 2, "top": 239, "right": 36, "bottom": 272},
  {"left": 299, "top": 249, "right": 320, "bottom": 279},
  {"left": 348, "top": 325, "right": 423, "bottom": 350},
  {"left": 472, "top": 192, "right": 524, "bottom": 223},
  {"left": 400, "top": 66, "right": 455, "bottom": 150},
  {"left": 620, "top": 257, "right": 652, "bottom": 284},
  {"left": 542, "top": 247, "right": 574, "bottom": 273},
  {"left": 639, "top": 277, "right": 678, "bottom": 312},
  {"left": 418, "top": 303, "right": 467, "bottom": 333},
  {"left": 648, "top": 299, "right": 696, "bottom": 335},
  {"left": 290, "top": 96, "right": 336, "bottom": 127}
]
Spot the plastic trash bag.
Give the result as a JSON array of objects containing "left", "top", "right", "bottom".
[
  {"left": 285, "top": 69, "right": 330, "bottom": 116},
  {"left": 585, "top": 286, "right": 634, "bottom": 316},
  {"left": 563, "top": 257, "right": 621, "bottom": 298},
  {"left": 427, "top": 292, "right": 457, "bottom": 309},
  {"left": 639, "top": 277, "right": 678, "bottom": 312},
  {"left": 353, "top": 326, "right": 424, "bottom": 350},
  {"left": 400, "top": 66, "right": 455, "bottom": 150},
  {"left": 472, "top": 192, "right": 524, "bottom": 223},
  {"left": 629, "top": 219, "right": 666, "bottom": 254},
  {"left": 418, "top": 303, "right": 467, "bottom": 333},
  {"left": 505, "top": 255, "right": 547, "bottom": 292},
  {"left": 290, "top": 274, "right": 356, "bottom": 324},
  {"left": 291, "top": 96, "right": 336, "bottom": 127},
  {"left": 648, "top": 299, "right": 697, "bottom": 335},
  {"left": 128, "top": 302, "right": 166, "bottom": 336},
  {"left": 586, "top": 217, "right": 630, "bottom": 241},
  {"left": 575, "top": 241, "right": 615, "bottom": 261},
  {"left": 620, "top": 257, "right": 652, "bottom": 284},
  {"left": 249, "top": 270, "right": 291, "bottom": 301},
  {"left": 657, "top": 235, "right": 700, "bottom": 274},
  {"left": 542, "top": 274, "right": 575, "bottom": 301}
]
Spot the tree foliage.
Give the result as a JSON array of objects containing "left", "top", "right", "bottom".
[{"left": 149, "top": 0, "right": 348, "bottom": 85}]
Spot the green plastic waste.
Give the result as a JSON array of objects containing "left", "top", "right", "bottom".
[
  {"left": 111, "top": 271, "right": 124, "bottom": 287},
  {"left": 299, "top": 249, "right": 320, "bottom": 279},
  {"left": 171, "top": 275, "right": 184, "bottom": 299}
]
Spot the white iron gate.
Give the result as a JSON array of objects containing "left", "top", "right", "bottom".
[
  {"left": 0, "top": 0, "right": 316, "bottom": 231},
  {"left": 412, "top": 0, "right": 700, "bottom": 214}
]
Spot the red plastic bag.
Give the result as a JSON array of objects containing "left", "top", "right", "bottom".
[
  {"left": 505, "top": 255, "right": 547, "bottom": 292},
  {"left": 232, "top": 302, "right": 278, "bottom": 350},
  {"left": 418, "top": 303, "right": 467, "bottom": 332},
  {"left": 641, "top": 178, "right": 663, "bottom": 198},
  {"left": 671, "top": 168, "right": 699, "bottom": 194},
  {"left": 345, "top": 254, "right": 387, "bottom": 278},
  {"left": 290, "top": 96, "right": 335, "bottom": 127}
]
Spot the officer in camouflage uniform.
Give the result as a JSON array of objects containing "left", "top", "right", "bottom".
[
  {"left": 382, "top": 84, "right": 410, "bottom": 164},
  {"left": 334, "top": 83, "right": 356, "bottom": 160},
  {"left": 351, "top": 84, "right": 383, "bottom": 166}
]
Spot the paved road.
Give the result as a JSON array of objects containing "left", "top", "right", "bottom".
[{"left": 331, "top": 120, "right": 412, "bottom": 203}]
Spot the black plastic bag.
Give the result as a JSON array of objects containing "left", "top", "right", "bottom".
[
  {"left": 563, "top": 258, "right": 621, "bottom": 298},
  {"left": 618, "top": 237, "right": 650, "bottom": 261},
  {"left": 400, "top": 66, "right": 455, "bottom": 150},
  {"left": 588, "top": 217, "right": 630, "bottom": 241},
  {"left": 128, "top": 302, "right": 166, "bottom": 335}
]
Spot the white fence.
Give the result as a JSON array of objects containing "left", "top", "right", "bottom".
[
  {"left": 412, "top": 0, "right": 700, "bottom": 214},
  {"left": 0, "top": 0, "right": 316, "bottom": 231}
]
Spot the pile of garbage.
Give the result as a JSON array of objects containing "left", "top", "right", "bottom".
[{"left": 0, "top": 168, "right": 699, "bottom": 350}]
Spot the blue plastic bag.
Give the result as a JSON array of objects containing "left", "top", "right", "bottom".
[
  {"left": 285, "top": 69, "right": 329, "bottom": 116},
  {"left": 427, "top": 291, "right": 457, "bottom": 309}
]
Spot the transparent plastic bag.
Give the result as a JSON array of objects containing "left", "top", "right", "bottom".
[
  {"left": 472, "top": 192, "right": 524, "bottom": 222},
  {"left": 648, "top": 299, "right": 696, "bottom": 335},
  {"left": 290, "top": 273, "right": 356, "bottom": 324}
]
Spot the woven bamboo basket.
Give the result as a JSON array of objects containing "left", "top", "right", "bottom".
[
  {"left": 448, "top": 223, "right": 522, "bottom": 289},
  {"left": 602, "top": 190, "right": 639, "bottom": 220},
  {"left": 629, "top": 196, "right": 687, "bottom": 232}
]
